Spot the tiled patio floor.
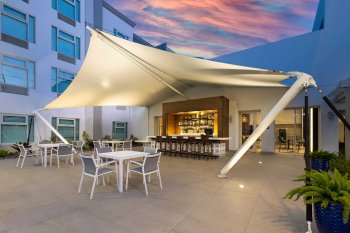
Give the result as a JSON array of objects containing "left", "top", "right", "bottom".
[{"left": 0, "top": 151, "right": 317, "bottom": 233}]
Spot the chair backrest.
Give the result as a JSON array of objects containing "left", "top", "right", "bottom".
[
  {"left": 123, "top": 141, "right": 132, "bottom": 150},
  {"left": 80, "top": 154, "right": 97, "bottom": 174},
  {"left": 143, "top": 152, "right": 161, "bottom": 173},
  {"left": 18, "top": 144, "right": 26, "bottom": 155},
  {"left": 93, "top": 141, "right": 101, "bottom": 150},
  {"left": 76, "top": 141, "right": 84, "bottom": 148},
  {"left": 58, "top": 144, "right": 73, "bottom": 156},
  {"left": 96, "top": 147, "right": 112, "bottom": 154},
  {"left": 278, "top": 136, "right": 286, "bottom": 143},
  {"left": 143, "top": 147, "right": 158, "bottom": 155}
]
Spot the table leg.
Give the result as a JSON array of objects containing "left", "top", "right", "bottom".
[
  {"left": 44, "top": 148, "right": 47, "bottom": 168},
  {"left": 118, "top": 159, "right": 124, "bottom": 192}
]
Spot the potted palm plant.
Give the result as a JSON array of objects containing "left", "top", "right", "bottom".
[
  {"left": 284, "top": 169, "right": 350, "bottom": 233},
  {"left": 310, "top": 150, "right": 336, "bottom": 171}
]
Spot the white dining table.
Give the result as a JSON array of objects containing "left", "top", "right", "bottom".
[
  {"left": 101, "top": 140, "right": 125, "bottom": 151},
  {"left": 36, "top": 143, "right": 61, "bottom": 167},
  {"left": 98, "top": 151, "right": 149, "bottom": 192}
]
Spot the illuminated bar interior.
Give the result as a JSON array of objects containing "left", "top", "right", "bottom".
[{"left": 166, "top": 110, "right": 218, "bottom": 136}]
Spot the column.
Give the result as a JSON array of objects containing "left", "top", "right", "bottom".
[{"left": 345, "top": 86, "right": 350, "bottom": 158}]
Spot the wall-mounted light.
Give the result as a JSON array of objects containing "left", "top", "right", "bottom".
[{"left": 242, "top": 115, "right": 248, "bottom": 123}]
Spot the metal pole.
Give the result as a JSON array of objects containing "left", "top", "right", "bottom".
[
  {"left": 33, "top": 109, "right": 69, "bottom": 144},
  {"left": 304, "top": 93, "right": 313, "bottom": 232},
  {"left": 323, "top": 96, "right": 350, "bottom": 131},
  {"left": 26, "top": 115, "right": 33, "bottom": 147},
  {"left": 219, "top": 72, "right": 317, "bottom": 177}
]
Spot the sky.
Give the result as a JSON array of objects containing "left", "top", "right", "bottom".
[{"left": 106, "top": 0, "right": 319, "bottom": 58}]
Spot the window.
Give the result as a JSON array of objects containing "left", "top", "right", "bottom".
[
  {"left": 0, "top": 4, "right": 35, "bottom": 46},
  {"left": 52, "top": 117, "right": 79, "bottom": 141},
  {"left": 0, "top": 114, "right": 34, "bottom": 144},
  {"left": 112, "top": 122, "right": 128, "bottom": 140},
  {"left": 52, "top": 0, "right": 80, "bottom": 23},
  {"left": 113, "top": 29, "right": 129, "bottom": 40},
  {"left": 51, "top": 26, "right": 80, "bottom": 60},
  {"left": 0, "top": 54, "right": 35, "bottom": 88},
  {"left": 51, "top": 67, "right": 74, "bottom": 94}
]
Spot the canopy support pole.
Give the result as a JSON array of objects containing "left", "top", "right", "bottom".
[
  {"left": 219, "top": 72, "right": 317, "bottom": 177},
  {"left": 33, "top": 109, "right": 69, "bottom": 144}
]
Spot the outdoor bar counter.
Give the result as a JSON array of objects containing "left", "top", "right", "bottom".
[{"left": 148, "top": 136, "right": 230, "bottom": 158}]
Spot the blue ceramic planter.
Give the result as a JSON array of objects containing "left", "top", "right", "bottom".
[
  {"left": 311, "top": 158, "right": 329, "bottom": 172},
  {"left": 314, "top": 202, "right": 350, "bottom": 233}
]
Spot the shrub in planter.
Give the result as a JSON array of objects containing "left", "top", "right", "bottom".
[
  {"left": 284, "top": 169, "right": 350, "bottom": 233},
  {"left": 329, "top": 154, "right": 350, "bottom": 177},
  {"left": 82, "top": 131, "right": 94, "bottom": 150},
  {"left": 0, "top": 149, "right": 10, "bottom": 158},
  {"left": 310, "top": 150, "right": 336, "bottom": 171}
]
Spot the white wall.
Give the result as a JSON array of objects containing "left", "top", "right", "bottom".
[
  {"left": 101, "top": 106, "right": 130, "bottom": 138},
  {"left": 130, "top": 107, "right": 148, "bottom": 140}
]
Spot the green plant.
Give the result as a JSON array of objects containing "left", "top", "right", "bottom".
[
  {"left": 310, "top": 150, "right": 337, "bottom": 160},
  {"left": 82, "top": 131, "right": 94, "bottom": 150},
  {"left": 101, "top": 135, "right": 111, "bottom": 140},
  {"left": 51, "top": 135, "right": 58, "bottom": 143},
  {"left": 0, "top": 149, "right": 9, "bottom": 157},
  {"left": 284, "top": 169, "right": 350, "bottom": 223},
  {"left": 10, "top": 142, "right": 32, "bottom": 152},
  {"left": 329, "top": 154, "right": 350, "bottom": 176},
  {"left": 129, "top": 134, "right": 141, "bottom": 146}
]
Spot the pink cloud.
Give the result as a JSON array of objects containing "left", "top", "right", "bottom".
[{"left": 106, "top": 0, "right": 318, "bottom": 58}]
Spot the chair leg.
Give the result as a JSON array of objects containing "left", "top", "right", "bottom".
[
  {"left": 57, "top": 156, "right": 60, "bottom": 168},
  {"left": 143, "top": 174, "right": 148, "bottom": 196},
  {"left": 102, "top": 176, "right": 105, "bottom": 186},
  {"left": 158, "top": 170, "right": 163, "bottom": 190},
  {"left": 20, "top": 155, "right": 26, "bottom": 168},
  {"left": 125, "top": 162, "right": 130, "bottom": 190},
  {"left": 71, "top": 154, "right": 74, "bottom": 166},
  {"left": 50, "top": 154, "right": 53, "bottom": 166},
  {"left": 16, "top": 156, "right": 21, "bottom": 168},
  {"left": 78, "top": 174, "right": 84, "bottom": 194},
  {"left": 90, "top": 176, "right": 97, "bottom": 200}
]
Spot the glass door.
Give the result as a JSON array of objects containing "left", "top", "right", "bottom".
[{"left": 240, "top": 111, "right": 261, "bottom": 152}]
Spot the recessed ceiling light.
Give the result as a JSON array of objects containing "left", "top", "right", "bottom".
[
  {"left": 258, "top": 161, "right": 263, "bottom": 164},
  {"left": 239, "top": 184, "right": 245, "bottom": 189}
]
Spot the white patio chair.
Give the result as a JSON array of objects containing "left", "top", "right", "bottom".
[
  {"left": 75, "top": 141, "right": 84, "bottom": 155},
  {"left": 78, "top": 154, "right": 116, "bottom": 199},
  {"left": 31, "top": 144, "right": 44, "bottom": 166},
  {"left": 143, "top": 147, "right": 158, "bottom": 154},
  {"left": 96, "top": 147, "right": 115, "bottom": 164},
  {"left": 50, "top": 144, "right": 74, "bottom": 168},
  {"left": 126, "top": 152, "right": 162, "bottom": 196},
  {"left": 93, "top": 140, "right": 101, "bottom": 156},
  {"left": 16, "top": 144, "right": 28, "bottom": 168},
  {"left": 123, "top": 140, "right": 132, "bottom": 151}
]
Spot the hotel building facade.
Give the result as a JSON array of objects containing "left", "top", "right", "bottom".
[{"left": 0, "top": 0, "right": 349, "bottom": 157}]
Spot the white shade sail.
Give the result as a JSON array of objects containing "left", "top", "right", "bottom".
[{"left": 44, "top": 28, "right": 290, "bottom": 109}]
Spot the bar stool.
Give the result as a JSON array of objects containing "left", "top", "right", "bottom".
[
  {"left": 175, "top": 136, "right": 183, "bottom": 157},
  {"left": 156, "top": 136, "right": 163, "bottom": 153},
  {"left": 201, "top": 135, "right": 213, "bottom": 160},
  {"left": 188, "top": 137, "right": 200, "bottom": 159},
  {"left": 165, "top": 136, "right": 173, "bottom": 156}
]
